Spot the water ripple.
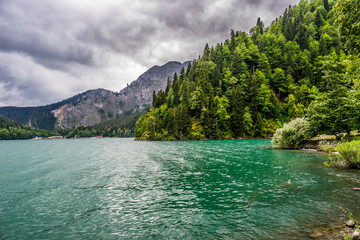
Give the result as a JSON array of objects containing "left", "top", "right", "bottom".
[{"left": 0, "top": 139, "right": 359, "bottom": 239}]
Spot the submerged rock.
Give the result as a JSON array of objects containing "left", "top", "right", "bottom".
[{"left": 309, "top": 231, "right": 323, "bottom": 238}]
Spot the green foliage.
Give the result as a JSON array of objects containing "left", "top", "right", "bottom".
[
  {"left": 334, "top": 0, "right": 360, "bottom": 54},
  {"left": 136, "top": 0, "right": 359, "bottom": 141},
  {"left": 326, "top": 141, "right": 360, "bottom": 169},
  {"left": 336, "top": 141, "right": 360, "bottom": 169},
  {"left": 60, "top": 113, "right": 140, "bottom": 138},
  {"left": 319, "top": 140, "right": 336, "bottom": 152},
  {"left": 307, "top": 53, "right": 360, "bottom": 137},
  {"left": 0, "top": 116, "right": 57, "bottom": 140},
  {"left": 342, "top": 208, "right": 360, "bottom": 240},
  {"left": 272, "top": 117, "right": 312, "bottom": 149}
]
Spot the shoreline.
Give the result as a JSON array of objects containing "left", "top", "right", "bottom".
[{"left": 135, "top": 137, "right": 272, "bottom": 141}]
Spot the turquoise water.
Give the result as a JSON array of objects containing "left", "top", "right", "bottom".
[{"left": 0, "top": 138, "right": 359, "bottom": 239}]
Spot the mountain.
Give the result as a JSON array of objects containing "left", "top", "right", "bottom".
[
  {"left": 119, "top": 61, "right": 189, "bottom": 109},
  {"left": 0, "top": 61, "right": 189, "bottom": 129},
  {"left": 135, "top": 0, "right": 359, "bottom": 141}
]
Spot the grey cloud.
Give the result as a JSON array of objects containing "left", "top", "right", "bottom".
[
  {"left": 0, "top": 0, "right": 299, "bottom": 107},
  {"left": 0, "top": 0, "right": 95, "bottom": 70}
]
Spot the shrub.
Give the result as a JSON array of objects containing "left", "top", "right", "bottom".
[
  {"left": 272, "top": 117, "right": 312, "bottom": 149},
  {"left": 333, "top": 141, "right": 360, "bottom": 169}
]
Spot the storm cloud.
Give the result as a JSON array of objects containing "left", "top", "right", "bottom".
[{"left": 0, "top": 0, "right": 299, "bottom": 106}]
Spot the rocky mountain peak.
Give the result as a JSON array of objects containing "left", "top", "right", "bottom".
[
  {"left": 119, "top": 61, "right": 189, "bottom": 109},
  {"left": 0, "top": 61, "right": 190, "bottom": 129}
]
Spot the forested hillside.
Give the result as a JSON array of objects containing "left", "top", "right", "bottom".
[
  {"left": 0, "top": 116, "right": 56, "bottom": 140},
  {"left": 58, "top": 113, "right": 142, "bottom": 138},
  {"left": 135, "top": 0, "right": 360, "bottom": 140}
]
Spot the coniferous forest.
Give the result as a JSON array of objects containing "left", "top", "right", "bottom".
[
  {"left": 0, "top": 116, "right": 58, "bottom": 140},
  {"left": 0, "top": 114, "right": 138, "bottom": 140},
  {"left": 135, "top": 0, "right": 360, "bottom": 141}
]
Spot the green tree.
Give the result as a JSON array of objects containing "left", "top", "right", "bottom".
[
  {"left": 323, "top": 0, "right": 330, "bottom": 12},
  {"left": 334, "top": 0, "right": 360, "bottom": 54},
  {"left": 307, "top": 90, "right": 358, "bottom": 137},
  {"left": 271, "top": 68, "right": 288, "bottom": 99},
  {"left": 307, "top": 54, "right": 359, "bottom": 137},
  {"left": 243, "top": 107, "right": 254, "bottom": 136},
  {"left": 230, "top": 86, "right": 245, "bottom": 138}
]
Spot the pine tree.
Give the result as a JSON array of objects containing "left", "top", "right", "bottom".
[
  {"left": 315, "top": 11, "right": 323, "bottom": 41},
  {"left": 230, "top": 86, "right": 245, "bottom": 138},
  {"left": 323, "top": 0, "right": 330, "bottom": 12},
  {"left": 295, "top": 24, "right": 309, "bottom": 50},
  {"left": 203, "top": 43, "right": 210, "bottom": 59},
  {"left": 172, "top": 73, "right": 180, "bottom": 105},
  {"left": 257, "top": 17, "right": 264, "bottom": 35},
  {"left": 165, "top": 77, "right": 171, "bottom": 95},
  {"left": 230, "top": 29, "right": 236, "bottom": 52}
]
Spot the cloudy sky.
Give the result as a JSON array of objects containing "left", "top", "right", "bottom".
[{"left": 0, "top": 0, "right": 299, "bottom": 107}]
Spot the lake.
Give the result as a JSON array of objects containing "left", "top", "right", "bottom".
[{"left": 0, "top": 138, "right": 359, "bottom": 239}]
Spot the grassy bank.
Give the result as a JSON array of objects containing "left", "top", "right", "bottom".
[{"left": 322, "top": 140, "right": 360, "bottom": 169}]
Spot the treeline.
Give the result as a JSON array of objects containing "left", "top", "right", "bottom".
[
  {"left": 57, "top": 113, "right": 140, "bottom": 138},
  {"left": 0, "top": 116, "right": 57, "bottom": 140},
  {"left": 0, "top": 113, "right": 141, "bottom": 140},
  {"left": 135, "top": 0, "right": 360, "bottom": 140}
]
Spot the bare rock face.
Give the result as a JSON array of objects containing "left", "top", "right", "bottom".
[
  {"left": 118, "top": 61, "right": 189, "bottom": 108},
  {"left": 51, "top": 89, "right": 124, "bottom": 129},
  {"left": 50, "top": 61, "right": 188, "bottom": 129},
  {"left": 0, "top": 61, "right": 188, "bottom": 129},
  {"left": 347, "top": 220, "right": 356, "bottom": 228}
]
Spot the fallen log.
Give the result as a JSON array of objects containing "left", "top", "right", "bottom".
[{"left": 353, "top": 188, "right": 360, "bottom": 191}]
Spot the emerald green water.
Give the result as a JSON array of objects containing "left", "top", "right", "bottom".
[{"left": 0, "top": 139, "right": 359, "bottom": 239}]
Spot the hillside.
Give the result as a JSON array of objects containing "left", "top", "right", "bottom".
[
  {"left": 0, "top": 116, "right": 56, "bottom": 140},
  {"left": 0, "top": 61, "right": 188, "bottom": 129},
  {"left": 135, "top": 0, "right": 360, "bottom": 140}
]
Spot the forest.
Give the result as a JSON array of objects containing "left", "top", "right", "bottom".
[
  {"left": 135, "top": 0, "right": 360, "bottom": 141},
  {"left": 0, "top": 116, "right": 58, "bottom": 140},
  {"left": 0, "top": 114, "right": 138, "bottom": 140},
  {"left": 57, "top": 113, "right": 139, "bottom": 138}
]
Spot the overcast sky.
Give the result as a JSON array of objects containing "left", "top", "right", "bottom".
[{"left": 0, "top": 0, "right": 299, "bottom": 107}]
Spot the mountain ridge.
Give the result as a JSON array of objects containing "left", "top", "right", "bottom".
[{"left": 0, "top": 61, "right": 189, "bottom": 129}]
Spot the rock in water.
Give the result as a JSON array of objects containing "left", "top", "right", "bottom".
[
  {"left": 309, "top": 232, "right": 323, "bottom": 238},
  {"left": 347, "top": 220, "right": 355, "bottom": 228},
  {"left": 352, "top": 229, "right": 360, "bottom": 240}
]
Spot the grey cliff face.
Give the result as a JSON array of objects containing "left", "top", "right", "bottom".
[
  {"left": 118, "top": 61, "right": 189, "bottom": 108},
  {"left": 51, "top": 61, "right": 189, "bottom": 129},
  {"left": 51, "top": 89, "right": 124, "bottom": 129}
]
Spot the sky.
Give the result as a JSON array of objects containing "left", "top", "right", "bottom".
[{"left": 0, "top": 0, "right": 299, "bottom": 107}]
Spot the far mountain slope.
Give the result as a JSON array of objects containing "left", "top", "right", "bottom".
[{"left": 0, "top": 61, "right": 189, "bottom": 129}]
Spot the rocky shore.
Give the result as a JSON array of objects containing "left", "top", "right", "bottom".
[
  {"left": 308, "top": 219, "right": 359, "bottom": 239},
  {"left": 295, "top": 139, "right": 360, "bottom": 239}
]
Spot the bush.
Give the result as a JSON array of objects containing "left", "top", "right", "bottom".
[
  {"left": 333, "top": 141, "right": 360, "bottom": 169},
  {"left": 319, "top": 140, "right": 337, "bottom": 152},
  {"left": 272, "top": 117, "right": 312, "bottom": 149}
]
